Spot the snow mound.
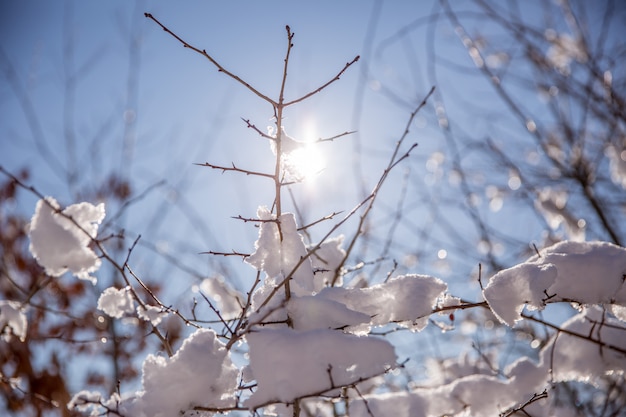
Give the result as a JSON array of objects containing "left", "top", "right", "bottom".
[
  {"left": 484, "top": 241, "right": 626, "bottom": 325},
  {"left": 97, "top": 287, "right": 135, "bottom": 319},
  {"left": 318, "top": 274, "right": 447, "bottom": 331},
  {"left": 246, "top": 206, "right": 314, "bottom": 297},
  {"left": 245, "top": 328, "right": 396, "bottom": 409},
  {"left": 123, "top": 328, "right": 238, "bottom": 417}
]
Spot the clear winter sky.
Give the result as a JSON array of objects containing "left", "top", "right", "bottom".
[
  {"left": 0, "top": 1, "right": 563, "bottom": 297},
  {"left": 0, "top": 1, "right": 452, "bottom": 272}
]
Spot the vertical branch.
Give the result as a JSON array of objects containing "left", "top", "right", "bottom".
[
  {"left": 273, "top": 25, "right": 295, "bottom": 222},
  {"left": 275, "top": 26, "right": 295, "bottom": 309}
]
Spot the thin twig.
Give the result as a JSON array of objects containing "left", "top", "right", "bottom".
[
  {"left": 144, "top": 13, "right": 275, "bottom": 105},
  {"left": 284, "top": 56, "right": 361, "bottom": 107},
  {"left": 194, "top": 162, "right": 274, "bottom": 179}
]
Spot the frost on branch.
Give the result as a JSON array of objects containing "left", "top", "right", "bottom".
[
  {"left": 245, "top": 328, "right": 396, "bottom": 409},
  {"left": 120, "top": 328, "right": 238, "bottom": 417},
  {"left": 0, "top": 300, "right": 27, "bottom": 342},
  {"left": 28, "top": 197, "right": 105, "bottom": 284},
  {"left": 483, "top": 240, "right": 626, "bottom": 326}
]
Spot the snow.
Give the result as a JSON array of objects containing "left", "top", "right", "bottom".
[
  {"left": 543, "top": 306, "right": 626, "bottom": 382},
  {"left": 349, "top": 304, "right": 626, "bottom": 416},
  {"left": 67, "top": 390, "right": 103, "bottom": 413},
  {"left": 267, "top": 126, "right": 303, "bottom": 156},
  {"left": 349, "top": 358, "right": 550, "bottom": 417},
  {"left": 245, "top": 328, "right": 396, "bottom": 409},
  {"left": 25, "top": 194, "right": 623, "bottom": 416},
  {"left": 309, "top": 235, "right": 346, "bottom": 290},
  {"left": 97, "top": 287, "right": 135, "bottom": 319},
  {"left": 122, "top": 328, "right": 238, "bottom": 417},
  {"left": 266, "top": 126, "right": 321, "bottom": 181},
  {"left": 483, "top": 262, "right": 557, "bottom": 326},
  {"left": 246, "top": 206, "right": 317, "bottom": 324},
  {"left": 246, "top": 206, "right": 315, "bottom": 297},
  {"left": 28, "top": 197, "right": 105, "bottom": 283},
  {"left": 484, "top": 240, "right": 626, "bottom": 325},
  {"left": 0, "top": 300, "right": 27, "bottom": 342},
  {"left": 136, "top": 305, "right": 168, "bottom": 326},
  {"left": 317, "top": 274, "right": 447, "bottom": 331},
  {"left": 286, "top": 295, "right": 370, "bottom": 331}
]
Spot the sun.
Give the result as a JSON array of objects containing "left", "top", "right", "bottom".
[{"left": 283, "top": 144, "right": 325, "bottom": 182}]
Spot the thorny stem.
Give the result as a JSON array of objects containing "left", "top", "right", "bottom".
[
  {"left": 144, "top": 13, "right": 275, "bottom": 106},
  {"left": 144, "top": 14, "right": 365, "bottom": 344},
  {"left": 284, "top": 55, "right": 360, "bottom": 107},
  {"left": 274, "top": 25, "right": 296, "bottom": 313},
  {"left": 331, "top": 86, "right": 435, "bottom": 286},
  {"left": 194, "top": 162, "right": 274, "bottom": 179}
]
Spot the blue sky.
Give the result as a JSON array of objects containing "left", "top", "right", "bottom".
[
  {"left": 1, "top": 0, "right": 595, "bottom": 307},
  {"left": 1, "top": 1, "right": 453, "bottom": 277}
]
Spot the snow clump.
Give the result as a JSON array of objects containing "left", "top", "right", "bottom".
[
  {"left": 120, "top": 328, "right": 238, "bottom": 417},
  {"left": 28, "top": 197, "right": 105, "bottom": 283},
  {"left": 0, "top": 300, "right": 28, "bottom": 342},
  {"left": 483, "top": 240, "right": 626, "bottom": 326}
]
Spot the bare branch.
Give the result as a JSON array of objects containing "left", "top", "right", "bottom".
[
  {"left": 315, "top": 130, "right": 357, "bottom": 143},
  {"left": 241, "top": 117, "right": 274, "bottom": 140},
  {"left": 200, "top": 250, "right": 250, "bottom": 258},
  {"left": 284, "top": 55, "right": 361, "bottom": 107},
  {"left": 194, "top": 162, "right": 274, "bottom": 179},
  {"left": 144, "top": 13, "right": 275, "bottom": 105}
]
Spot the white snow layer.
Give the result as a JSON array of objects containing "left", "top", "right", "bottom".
[
  {"left": 28, "top": 197, "right": 105, "bottom": 283},
  {"left": 245, "top": 328, "right": 396, "bottom": 409},
  {"left": 97, "top": 287, "right": 135, "bottom": 319},
  {"left": 136, "top": 304, "right": 168, "bottom": 326},
  {"left": 97, "top": 285, "right": 167, "bottom": 325},
  {"left": 349, "top": 306, "right": 626, "bottom": 417},
  {"left": 548, "top": 306, "right": 626, "bottom": 382},
  {"left": 483, "top": 240, "right": 626, "bottom": 325},
  {"left": 309, "top": 235, "right": 346, "bottom": 290},
  {"left": 316, "top": 274, "right": 447, "bottom": 331},
  {"left": 0, "top": 300, "right": 27, "bottom": 342},
  {"left": 246, "top": 206, "right": 315, "bottom": 297},
  {"left": 287, "top": 295, "right": 371, "bottom": 331},
  {"left": 121, "top": 328, "right": 238, "bottom": 417}
]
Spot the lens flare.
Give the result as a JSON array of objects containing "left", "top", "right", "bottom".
[{"left": 283, "top": 145, "right": 325, "bottom": 181}]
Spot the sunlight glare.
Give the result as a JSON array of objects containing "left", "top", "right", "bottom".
[{"left": 283, "top": 144, "right": 325, "bottom": 181}]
